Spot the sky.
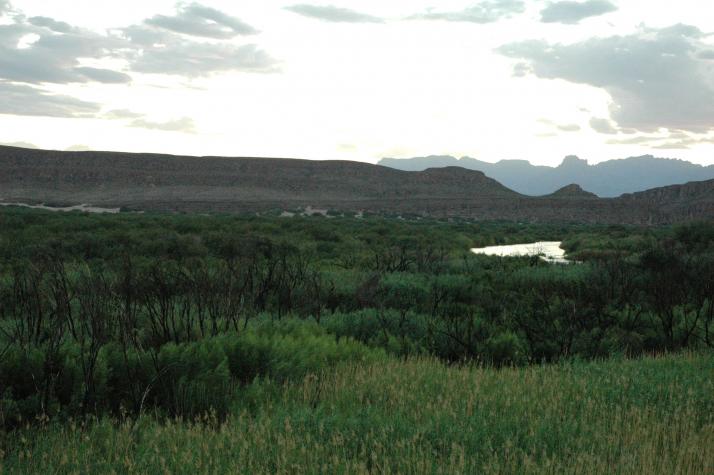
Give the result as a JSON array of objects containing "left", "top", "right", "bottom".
[{"left": 1, "top": 0, "right": 713, "bottom": 166}]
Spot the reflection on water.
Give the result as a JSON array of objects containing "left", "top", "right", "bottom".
[
  {"left": 0, "top": 202, "right": 120, "bottom": 214},
  {"left": 471, "top": 241, "right": 569, "bottom": 264}
]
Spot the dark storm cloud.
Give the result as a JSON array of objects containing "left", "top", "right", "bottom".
[
  {"left": 498, "top": 24, "right": 714, "bottom": 134},
  {"left": 285, "top": 4, "right": 383, "bottom": 23},
  {"left": 146, "top": 3, "right": 258, "bottom": 38},
  {"left": 0, "top": 82, "right": 101, "bottom": 118},
  {"left": 410, "top": 0, "right": 525, "bottom": 24},
  {"left": 540, "top": 0, "right": 617, "bottom": 24}
]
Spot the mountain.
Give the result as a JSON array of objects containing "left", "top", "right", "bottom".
[
  {"left": 547, "top": 184, "right": 598, "bottom": 199},
  {"left": 1, "top": 145, "right": 713, "bottom": 225},
  {"left": 379, "top": 155, "right": 714, "bottom": 197}
]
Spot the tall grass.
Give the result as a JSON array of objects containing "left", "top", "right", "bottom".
[{"left": 2, "top": 352, "right": 712, "bottom": 474}]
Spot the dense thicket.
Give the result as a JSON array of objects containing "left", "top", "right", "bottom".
[{"left": 0, "top": 208, "right": 712, "bottom": 427}]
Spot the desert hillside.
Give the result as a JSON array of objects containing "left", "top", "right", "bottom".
[{"left": 2, "top": 146, "right": 713, "bottom": 224}]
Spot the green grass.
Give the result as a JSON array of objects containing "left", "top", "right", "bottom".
[{"left": 2, "top": 352, "right": 712, "bottom": 474}]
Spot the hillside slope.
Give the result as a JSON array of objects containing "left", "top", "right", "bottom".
[{"left": 1, "top": 146, "right": 713, "bottom": 224}]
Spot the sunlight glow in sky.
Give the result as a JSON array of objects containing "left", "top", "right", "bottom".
[{"left": 1, "top": 0, "right": 713, "bottom": 165}]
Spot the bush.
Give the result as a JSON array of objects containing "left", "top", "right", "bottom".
[{"left": 226, "top": 321, "right": 385, "bottom": 383}]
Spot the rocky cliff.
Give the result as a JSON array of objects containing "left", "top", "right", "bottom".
[{"left": 1, "top": 146, "right": 713, "bottom": 224}]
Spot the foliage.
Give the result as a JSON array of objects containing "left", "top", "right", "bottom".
[
  {"left": 2, "top": 353, "right": 713, "bottom": 474},
  {"left": 0, "top": 207, "right": 712, "bottom": 436}
]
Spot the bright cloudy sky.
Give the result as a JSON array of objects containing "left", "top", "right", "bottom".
[{"left": 1, "top": 0, "right": 714, "bottom": 166}]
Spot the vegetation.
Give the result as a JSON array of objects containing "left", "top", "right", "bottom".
[
  {"left": 0, "top": 207, "right": 712, "bottom": 472},
  {"left": 1, "top": 353, "right": 712, "bottom": 474}
]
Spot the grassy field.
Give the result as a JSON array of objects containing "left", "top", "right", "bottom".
[{"left": 2, "top": 352, "right": 712, "bottom": 474}]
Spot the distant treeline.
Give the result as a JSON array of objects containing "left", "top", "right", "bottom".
[{"left": 0, "top": 208, "right": 712, "bottom": 427}]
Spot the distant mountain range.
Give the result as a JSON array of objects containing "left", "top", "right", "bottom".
[
  {"left": 378, "top": 155, "right": 714, "bottom": 197},
  {"left": 1, "top": 146, "right": 713, "bottom": 225}
]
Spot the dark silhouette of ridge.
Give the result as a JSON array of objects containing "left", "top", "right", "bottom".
[
  {"left": 379, "top": 154, "right": 714, "bottom": 197},
  {"left": 1, "top": 145, "right": 713, "bottom": 224},
  {"left": 548, "top": 184, "right": 598, "bottom": 199}
]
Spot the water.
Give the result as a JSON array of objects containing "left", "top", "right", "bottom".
[
  {"left": 0, "top": 202, "right": 120, "bottom": 214},
  {"left": 471, "top": 241, "right": 569, "bottom": 264}
]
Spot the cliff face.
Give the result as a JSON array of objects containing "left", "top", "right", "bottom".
[
  {"left": 620, "top": 179, "right": 714, "bottom": 223},
  {"left": 1, "top": 146, "right": 713, "bottom": 224}
]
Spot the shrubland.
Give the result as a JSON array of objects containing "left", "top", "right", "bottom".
[{"left": 0, "top": 208, "right": 712, "bottom": 472}]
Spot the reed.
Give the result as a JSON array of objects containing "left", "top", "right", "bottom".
[{"left": 2, "top": 352, "right": 712, "bottom": 474}]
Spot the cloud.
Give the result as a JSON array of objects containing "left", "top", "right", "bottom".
[
  {"left": 538, "top": 118, "right": 581, "bottom": 132},
  {"left": 74, "top": 67, "right": 132, "bottom": 84},
  {"left": 699, "top": 50, "right": 714, "bottom": 60},
  {"left": 129, "top": 117, "right": 197, "bottom": 133},
  {"left": 589, "top": 117, "right": 618, "bottom": 134},
  {"left": 0, "top": 19, "right": 130, "bottom": 84},
  {"left": 652, "top": 141, "right": 692, "bottom": 150},
  {"left": 0, "top": 82, "right": 101, "bottom": 118},
  {"left": 146, "top": 3, "right": 257, "bottom": 38},
  {"left": 498, "top": 24, "right": 714, "bottom": 134},
  {"left": 606, "top": 135, "right": 658, "bottom": 145},
  {"left": 0, "top": 0, "right": 11, "bottom": 15},
  {"left": 0, "top": 3, "right": 280, "bottom": 122},
  {"left": 285, "top": 4, "right": 383, "bottom": 23},
  {"left": 0, "top": 2, "right": 279, "bottom": 93},
  {"left": 540, "top": 0, "right": 617, "bottom": 24},
  {"left": 124, "top": 31, "right": 277, "bottom": 76},
  {"left": 557, "top": 123, "right": 581, "bottom": 132},
  {"left": 606, "top": 130, "right": 714, "bottom": 149},
  {"left": 0, "top": 141, "right": 38, "bottom": 149},
  {"left": 121, "top": 5, "right": 278, "bottom": 77},
  {"left": 27, "top": 16, "right": 74, "bottom": 33},
  {"left": 0, "top": 3, "right": 278, "bottom": 121},
  {"left": 410, "top": 0, "right": 525, "bottom": 23},
  {"left": 0, "top": 0, "right": 247, "bottom": 96},
  {"left": 65, "top": 144, "right": 92, "bottom": 151},
  {"left": 104, "top": 109, "right": 197, "bottom": 134},
  {"left": 512, "top": 62, "right": 532, "bottom": 77},
  {"left": 103, "top": 109, "right": 145, "bottom": 120}
]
